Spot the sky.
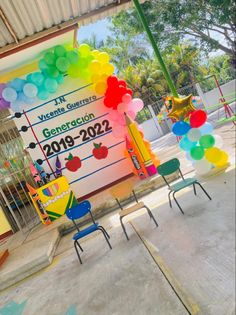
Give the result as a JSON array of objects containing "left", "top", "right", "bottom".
[{"left": 78, "top": 19, "right": 112, "bottom": 43}]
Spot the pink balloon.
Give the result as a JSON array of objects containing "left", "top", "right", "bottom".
[
  {"left": 118, "top": 114, "right": 126, "bottom": 126},
  {"left": 117, "top": 102, "right": 129, "bottom": 113},
  {"left": 127, "top": 110, "right": 136, "bottom": 120},
  {"left": 129, "top": 98, "right": 144, "bottom": 113},
  {"left": 112, "top": 124, "right": 127, "bottom": 139},
  {"left": 108, "top": 110, "right": 120, "bottom": 122},
  {"left": 122, "top": 93, "right": 132, "bottom": 104}
]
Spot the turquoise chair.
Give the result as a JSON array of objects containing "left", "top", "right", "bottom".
[
  {"left": 66, "top": 200, "right": 112, "bottom": 264},
  {"left": 157, "top": 158, "right": 211, "bottom": 214}
]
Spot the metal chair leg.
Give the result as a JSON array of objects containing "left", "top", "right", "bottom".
[
  {"left": 98, "top": 227, "right": 112, "bottom": 249},
  {"left": 74, "top": 241, "right": 82, "bottom": 264},
  {"left": 193, "top": 184, "right": 197, "bottom": 195},
  {"left": 173, "top": 192, "right": 184, "bottom": 214},
  {"left": 168, "top": 191, "right": 173, "bottom": 208},
  {"left": 76, "top": 240, "right": 83, "bottom": 252},
  {"left": 99, "top": 226, "right": 110, "bottom": 239},
  {"left": 120, "top": 216, "right": 129, "bottom": 240},
  {"left": 144, "top": 206, "right": 158, "bottom": 227},
  {"left": 196, "top": 182, "right": 212, "bottom": 200}
]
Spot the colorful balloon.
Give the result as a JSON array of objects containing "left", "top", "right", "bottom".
[
  {"left": 2, "top": 87, "right": 17, "bottom": 102},
  {"left": 213, "top": 134, "right": 223, "bottom": 148},
  {"left": 0, "top": 84, "right": 11, "bottom": 109},
  {"left": 9, "top": 78, "right": 26, "bottom": 92},
  {"left": 44, "top": 78, "right": 58, "bottom": 93},
  {"left": 214, "top": 151, "right": 228, "bottom": 167},
  {"left": 205, "top": 147, "right": 222, "bottom": 164},
  {"left": 172, "top": 121, "right": 191, "bottom": 136},
  {"left": 179, "top": 136, "right": 197, "bottom": 151},
  {"left": 54, "top": 45, "right": 66, "bottom": 57},
  {"left": 199, "top": 135, "right": 215, "bottom": 149},
  {"left": 44, "top": 52, "right": 56, "bottom": 66},
  {"left": 187, "top": 128, "right": 201, "bottom": 142},
  {"left": 56, "top": 57, "right": 70, "bottom": 73},
  {"left": 190, "top": 110, "right": 207, "bottom": 128},
  {"left": 190, "top": 146, "right": 205, "bottom": 160},
  {"left": 195, "top": 159, "right": 212, "bottom": 175},
  {"left": 199, "top": 122, "right": 213, "bottom": 135},
  {"left": 23, "top": 83, "right": 38, "bottom": 98},
  {"left": 79, "top": 44, "right": 90, "bottom": 57}
]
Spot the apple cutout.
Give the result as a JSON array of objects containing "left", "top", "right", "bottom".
[
  {"left": 92, "top": 143, "right": 108, "bottom": 160},
  {"left": 65, "top": 153, "right": 81, "bottom": 172}
]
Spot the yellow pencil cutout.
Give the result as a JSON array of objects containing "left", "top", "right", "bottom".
[{"left": 124, "top": 113, "right": 157, "bottom": 176}]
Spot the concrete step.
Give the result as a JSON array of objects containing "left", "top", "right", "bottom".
[{"left": 0, "top": 229, "right": 60, "bottom": 291}]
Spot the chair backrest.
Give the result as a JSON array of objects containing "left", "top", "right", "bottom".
[
  {"left": 66, "top": 200, "right": 91, "bottom": 221},
  {"left": 157, "top": 158, "right": 180, "bottom": 176}
]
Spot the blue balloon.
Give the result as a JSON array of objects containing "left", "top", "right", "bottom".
[
  {"left": 10, "top": 100, "right": 23, "bottom": 112},
  {"left": 199, "top": 122, "right": 213, "bottom": 135},
  {"left": 18, "top": 92, "right": 35, "bottom": 104},
  {"left": 172, "top": 121, "right": 191, "bottom": 136},
  {"left": 2, "top": 87, "right": 17, "bottom": 102},
  {"left": 44, "top": 78, "right": 58, "bottom": 93},
  {"left": 56, "top": 74, "right": 64, "bottom": 84},
  {"left": 31, "top": 72, "right": 45, "bottom": 86},
  {"left": 37, "top": 88, "right": 49, "bottom": 100},
  {"left": 9, "top": 78, "right": 26, "bottom": 92},
  {"left": 23, "top": 83, "right": 38, "bottom": 98},
  {"left": 179, "top": 136, "right": 197, "bottom": 151}
]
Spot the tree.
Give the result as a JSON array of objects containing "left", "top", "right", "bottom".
[
  {"left": 120, "top": 42, "right": 208, "bottom": 104},
  {"left": 110, "top": 0, "right": 236, "bottom": 67}
]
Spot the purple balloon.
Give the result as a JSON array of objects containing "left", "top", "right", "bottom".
[{"left": 0, "top": 83, "right": 11, "bottom": 109}]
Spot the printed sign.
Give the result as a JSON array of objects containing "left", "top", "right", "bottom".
[{"left": 13, "top": 76, "right": 132, "bottom": 198}]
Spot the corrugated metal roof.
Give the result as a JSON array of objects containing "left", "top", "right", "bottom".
[{"left": 0, "top": 0, "right": 145, "bottom": 52}]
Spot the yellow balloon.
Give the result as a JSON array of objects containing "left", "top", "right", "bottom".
[
  {"left": 205, "top": 147, "right": 222, "bottom": 164},
  {"left": 88, "top": 60, "right": 101, "bottom": 73},
  {"left": 102, "top": 63, "right": 115, "bottom": 75},
  {"left": 214, "top": 151, "right": 228, "bottom": 167},
  {"left": 100, "top": 74, "right": 109, "bottom": 82},
  {"left": 94, "top": 81, "right": 107, "bottom": 95},
  {"left": 91, "top": 74, "right": 101, "bottom": 83},
  {"left": 97, "top": 52, "right": 110, "bottom": 64},
  {"left": 91, "top": 50, "right": 100, "bottom": 58}
]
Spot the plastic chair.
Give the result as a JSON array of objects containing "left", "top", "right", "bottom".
[
  {"left": 115, "top": 190, "right": 158, "bottom": 240},
  {"left": 157, "top": 158, "right": 211, "bottom": 214},
  {"left": 66, "top": 200, "right": 112, "bottom": 264}
]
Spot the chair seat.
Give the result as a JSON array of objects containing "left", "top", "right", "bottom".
[
  {"left": 169, "top": 178, "right": 197, "bottom": 192},
  {"left": 73, "top": 223, "right": 99, "bottom": 240},
  {"left": 119, "top": 202, "right": 145, "bottom": 218}
]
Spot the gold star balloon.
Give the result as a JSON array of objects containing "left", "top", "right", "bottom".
[{"left": 167, "top": 95, "right": 196, "bottom": 121}]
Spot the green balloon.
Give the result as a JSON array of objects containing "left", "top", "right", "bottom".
[
  {"left": 190, "top": 146, "right": 205, "bottom": 160},
  {"left": 44, "top": 78, "right": 58, "bottom": 93},
  {"left": 44, "top": 52, "right": 55, "bottom": 66},
  {"left": 56, "top": 57, "right": 70, "bottom": 73},
  {"left": 54, "top": 45, "right": 66, "bottom": 57},
  {"left": 66, "top": 50, "right": 79, "bottom": 64},
  {"left": 47, "top": 66, "right": 59, "bottom": 78},
  {"left": 199, "top": 135, "right": 215, "bottom": 148}
]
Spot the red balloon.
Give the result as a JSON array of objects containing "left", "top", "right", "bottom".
[
  {"left": 126, "top": 88, "right": 133, "bottom": 96},
  {"left": 104, "top": 97, "right": 113, "bottom": 108},
  {"left": 107, "top": 75, "right": 118, "bottom": 87},
  {"left": 190, "top": 110, "right": 207, "bottom": 128},
  {"left": 118, "top": 80, "right": 126, "bottom": 88}
]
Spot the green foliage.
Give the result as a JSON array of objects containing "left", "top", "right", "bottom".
[{"left": 110, "top": 0, "right": 236, "bottom": 65}]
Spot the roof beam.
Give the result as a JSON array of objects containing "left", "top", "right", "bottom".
[{"left": 0, "top": 0, "right": 135, "bottom": 58}]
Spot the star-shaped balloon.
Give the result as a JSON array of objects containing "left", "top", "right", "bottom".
[{"left": 167, "top": 95, "right": 196, "bottom": 121}]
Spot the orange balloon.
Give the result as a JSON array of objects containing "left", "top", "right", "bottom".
[{"left": 94, "top": 81, "right": 107, "bottom": 95}]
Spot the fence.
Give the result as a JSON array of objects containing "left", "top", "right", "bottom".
[
  {"left": 136, "top": 75, "right": 235, "bottom": 141},
  {"left": 0, "top": 109, "right": 40, "bottom": 233}
]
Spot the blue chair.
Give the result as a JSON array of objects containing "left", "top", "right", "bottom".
[
  {"left": 157, "top": 158, "right": 211, "bottom": 214},
  {"left": 66, "top": 200, "right": 112, "bottom": 264}
]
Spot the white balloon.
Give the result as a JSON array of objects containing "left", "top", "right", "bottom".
[
  {"left": 213, "top": 134, "right": 223, "bottom": 148},
  {"left": 195, "top": 159, "right": 212, "bottom": 175},
  {"left": 187, "top": 128, "right": 201, "bottom": 142}
]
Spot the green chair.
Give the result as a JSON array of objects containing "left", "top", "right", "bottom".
[{"left": 157, "top": 158, "right": 211, "bottom": 214}]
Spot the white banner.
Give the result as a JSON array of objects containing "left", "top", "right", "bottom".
[{"left": 13, "top": 76, "right": 132, "bottom": 198}]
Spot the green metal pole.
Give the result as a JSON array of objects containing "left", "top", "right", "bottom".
[{"left": 132, "top": 0, "right": 179, "bottom": 97}]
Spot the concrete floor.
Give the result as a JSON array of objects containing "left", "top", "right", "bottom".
[{"left": 0, "top": 165, "right": 235, "bottom": 315}]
